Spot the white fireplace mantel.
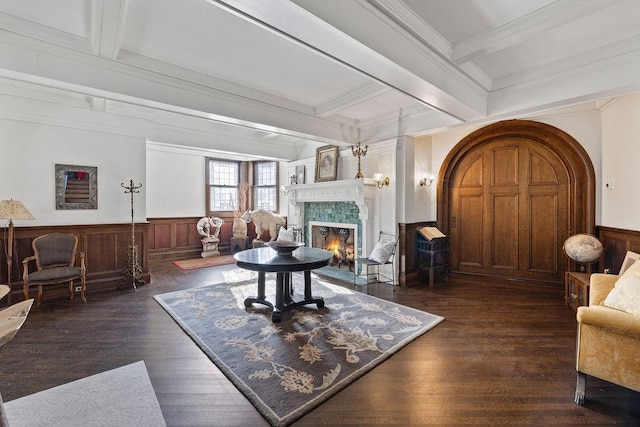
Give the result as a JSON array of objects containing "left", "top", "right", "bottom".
[
  {"left": 284, "top": 179, "right": 378, "bottom": 257},
  {"left": 284, "top": 179, "right": 377, "bottom": 220}
]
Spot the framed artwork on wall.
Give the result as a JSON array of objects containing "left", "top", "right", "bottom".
[
  {"left": 314, "top": 145, "right": 338, "bottom": 182},
  {"left": 55, "top": 164, "right": 98, "bottom": 210}
]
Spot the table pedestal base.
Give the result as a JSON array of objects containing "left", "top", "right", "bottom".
[{"left": 244, "top": 271, "right": 324, "bottom": 322}]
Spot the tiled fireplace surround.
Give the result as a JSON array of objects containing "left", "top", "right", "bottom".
[{"left": 284, "top": 179, "right": 377, "bottom": 262}]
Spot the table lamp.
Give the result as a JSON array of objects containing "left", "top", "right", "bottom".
[{"left": 0, "top": 199, "right": 35, "bottom": 286}]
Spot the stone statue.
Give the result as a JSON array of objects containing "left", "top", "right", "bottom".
[{"left": 196, "top": 217, "right": 224, "bottom": 257}]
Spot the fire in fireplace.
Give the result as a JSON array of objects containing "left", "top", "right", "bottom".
[{"left": 310, "top": 224, "right": 356, "bottom": 270}]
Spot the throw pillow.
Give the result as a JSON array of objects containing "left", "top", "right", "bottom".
[
  {"left": 277, "top": 227, "right": 294, "bottom": 242},
  {"left": 368, "top": 240, "right": 395, "bottom": 264},
  {"left": 603, "top": 259, "right": 640, "bottom": 316}
]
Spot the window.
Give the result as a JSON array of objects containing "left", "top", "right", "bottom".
[
  {"left": 207, "top": 159, "right": 239, "bottom": 212},
  {"left": 254, "top": 161, "right": 277, "bottom": 211}
]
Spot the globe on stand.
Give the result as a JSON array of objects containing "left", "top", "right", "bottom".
[{"left": 562, "top": 233, "right": 604, "bottom": 273}]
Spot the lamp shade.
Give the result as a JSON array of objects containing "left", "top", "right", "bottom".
[{"left": 0, "top": 199, "right": 35, "bottom": 220}]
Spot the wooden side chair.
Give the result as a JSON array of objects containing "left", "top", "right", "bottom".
[{"left": 22, "top": 233, "right": 86, "bottom": 306}]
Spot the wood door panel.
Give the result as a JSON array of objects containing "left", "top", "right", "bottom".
[
  {"left": 456, "top": 193, "right": 483, "bottom": 268},
  {"left": 528, "top": 193, "right": 559, "bottom": 273},
  {"left": 492, "top": 194, "right": 519, "bottom": 270},
  {"left": 439, "top": 120, "right": 596, "bottom": 284},
  {"left": 529, "top": 151, "right": 559, "bottom": 184},
  {"left": 448, "top": 136, "right": 569, "bottom": 282},
  {"left": 492, "top": 147, "right": 519, "bottom": 186}
]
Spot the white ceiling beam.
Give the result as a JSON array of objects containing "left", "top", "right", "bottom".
[
  {"left": 209, "top": 0, "right": 484, "bottom": 122},
  {"left": 90, "top": 0, "right": 129, "bottom": 59},
  {"left": 314, "top": 82, "right": 390, "bottom": 117},
  {"left": 453, "top": 0, "right": 619, "bottom": 64},
  {"left": 367, "top": 0, "right": 493, "bottom": 90}
]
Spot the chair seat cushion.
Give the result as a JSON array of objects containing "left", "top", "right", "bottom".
[{"left": 28, "top": 266, "right": 82, "bottom": 283}]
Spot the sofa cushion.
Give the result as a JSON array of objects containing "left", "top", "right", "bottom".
[{"left": 603, "top": 259, "right": 640, "bottom": 316}]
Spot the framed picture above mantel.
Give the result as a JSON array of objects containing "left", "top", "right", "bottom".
[{"left": 314, "top": 145, "right": 338, "bottom": 182}]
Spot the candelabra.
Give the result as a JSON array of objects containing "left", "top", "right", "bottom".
[
  {"left": 351, "top": 140, "right": 368, "bottom": 179},
  {"left": 121, "top": 180, "right": 144, "bottom": 292}
]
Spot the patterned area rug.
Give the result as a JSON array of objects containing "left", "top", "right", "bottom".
[
  {"left": 154, "top": 274, "right": 444, "bottom": 426},
  {"left": 172, "top": 254, "right": 236, "bottom": 270}
]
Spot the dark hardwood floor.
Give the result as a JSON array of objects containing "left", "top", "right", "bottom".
[{"left": 1, "top": 260, "right": 639, "bottom": 426}]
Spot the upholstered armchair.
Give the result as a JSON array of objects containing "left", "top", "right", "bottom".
[
  {"left": 22, "top": 233, "right": 86, "bottom": 306},
  {"left": 575, "top": 273, "right": 640, "bottom": 404}
]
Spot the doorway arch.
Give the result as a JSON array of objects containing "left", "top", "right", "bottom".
[{"left": 437, "top": 120, "right": 596, "bottom": 283}]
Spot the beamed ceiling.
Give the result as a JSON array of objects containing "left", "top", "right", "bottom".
[{"left": 0, "top": 0, "right": 639, "bottom": 160}]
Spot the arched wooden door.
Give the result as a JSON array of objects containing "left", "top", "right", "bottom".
[{"left": 438, "top": 120, "right": 595, "bottom": 283}]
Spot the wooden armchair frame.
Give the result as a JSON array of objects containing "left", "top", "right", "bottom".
[{"left": 22, "top": 233, "right": 86, "bottom": 306}]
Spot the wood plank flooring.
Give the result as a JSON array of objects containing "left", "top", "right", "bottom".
[{"left": 1, "top": 260, "right": 639, "bottom": 426}]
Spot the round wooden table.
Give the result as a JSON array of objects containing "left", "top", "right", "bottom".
[{"left": 234, "top": 246, "right": 333, "bottom": 322}]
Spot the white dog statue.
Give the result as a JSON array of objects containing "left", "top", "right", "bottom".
[{"left": 241, "top": 209, "right": 286, "bottom": 241}]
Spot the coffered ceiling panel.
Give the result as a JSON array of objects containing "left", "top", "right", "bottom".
[{"left": 0, "top": 0, "right": 638, "bottom": 160}]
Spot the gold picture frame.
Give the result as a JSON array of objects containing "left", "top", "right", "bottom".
[{"left": 314, "top": 145, "right": 338, "bottom": 182}]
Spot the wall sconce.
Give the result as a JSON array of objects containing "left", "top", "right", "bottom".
[
  {"left": 373, "top": 173, "right": 390, "bottom": 189},
  {"left": 419, "top": 174, "right": 434, "bottom": 187}
]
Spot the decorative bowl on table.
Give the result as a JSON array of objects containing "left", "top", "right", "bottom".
[{"left": 266, "top": 240, "right": 305, "bottom": 256}]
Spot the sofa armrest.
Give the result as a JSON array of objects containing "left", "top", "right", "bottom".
[
  {"left": 589, "top": 273, "right": 618, "bottom": 306},
  {"left": 577, "top": 305, "right": 640, "bottom": 339}
]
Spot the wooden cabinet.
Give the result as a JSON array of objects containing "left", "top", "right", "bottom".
[{"left": 565, "top": 272, "right": 590, "bottom": 312}]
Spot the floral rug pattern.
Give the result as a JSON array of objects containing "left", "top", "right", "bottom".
[{"left": 154, "top": 274, "right": 444, "bottom": 426}]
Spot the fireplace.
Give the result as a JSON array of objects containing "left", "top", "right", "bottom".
[
  {"left": 309, "top": 221, "right": 357, "bottom": 271},
  {"left": 283, "top": 179, "right": 377, "bottom": 269}
]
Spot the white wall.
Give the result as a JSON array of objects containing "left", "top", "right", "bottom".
[
  {"left": 601, "top": 94, "right": 640, "bottom": 230},
  {"left": 0, "top": 119, "right": 146, "bottom": 225},
  {"left": 146, "top": 144, "right": 205, "bottom": 218},
  {"left": 8, "top": 97, "right": 638, "bottom": 234}
]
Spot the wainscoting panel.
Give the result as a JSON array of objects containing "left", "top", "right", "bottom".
[
  {"left": 0, "top": 223, "right": 149, "bottom": 304},
  {"left": 398, "top": 221, "right": 437, "bottom": 287},
  {"left": 598, "top": 226, "right": 640, "bottom": 274}
]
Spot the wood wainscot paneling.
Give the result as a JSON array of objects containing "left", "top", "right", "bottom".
[
  {"left": 398, "top": 221, "right": 438, "bottom": 287},
  {"left": 0, "top": 223, "right": 150, "bottom": 304},
  {"left": 597, "top": 226, "right": 640, "bottom": 274},
  {"left": 147, "top": 215, "right": 286, "bottom": 261},
  {"left": 149, "top": 215, "right": 242, "bottom": 260}
]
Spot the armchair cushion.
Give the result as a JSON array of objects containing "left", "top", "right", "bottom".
[
  {"left": 28, "top": 266, "right": 83, "bottom": 283},
  {"left": 603, "top": 260, "right": 640, "bottom": 316}
]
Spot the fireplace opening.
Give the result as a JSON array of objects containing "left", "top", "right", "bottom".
[{"left": 310, "top": 225, "right": 355, "bottom": 271}]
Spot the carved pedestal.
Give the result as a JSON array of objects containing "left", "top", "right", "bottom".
[{"left": 201, "top": 238, "right": 220, "bottom": 258}]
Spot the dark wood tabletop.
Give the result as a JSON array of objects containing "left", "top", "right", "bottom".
[{"left": 234, "top": 246, "right": 333, "bottom": 273}]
